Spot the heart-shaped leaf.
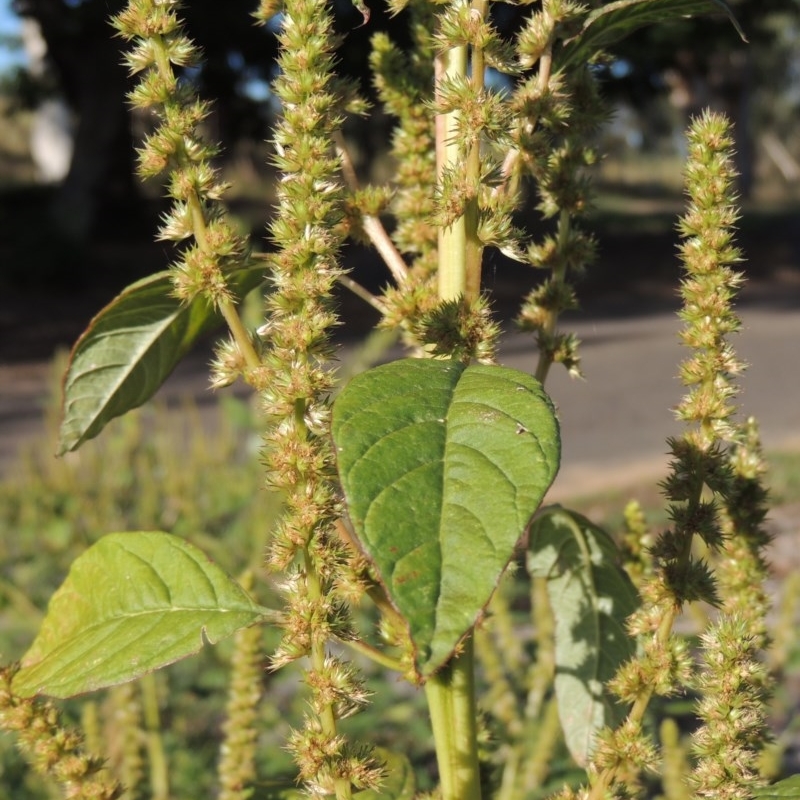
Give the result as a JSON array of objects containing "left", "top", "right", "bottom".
[
  {"left": 13, "top": 532, "right": 273, "bottom": 698},
  {"left": 58, "top": 266, "right": 264, "bottom": 454},
  {"left": 528, "top": 508, "right": 639, "bottom": 766},
  {"left": 753, "top": 776, "right": 800, "bottom": 798},
  {"left": 555, "top": 0, "right": 745, "bottom": 72},
  {"left": 332, "top": 358, "right": 560, "bottom": 677}
]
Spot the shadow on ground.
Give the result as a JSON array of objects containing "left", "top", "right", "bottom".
[{"left": 1, "top": 182, "right": 799, "bottom": 364}]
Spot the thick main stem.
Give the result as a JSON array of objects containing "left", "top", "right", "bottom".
[
  {"left": 424, "top": 637, "right": 483, "bottom": 800},
  {"left": 419, "top": 7, "right": 503, "bottom": 794},
  {"left": 464, "top": 0, "right": 487, "bottom": 304},
  {"left": 427, "top": 22, "right": 486, "bottom": 800},
  {"left": 436, "top": 44, "right": 468, "bottom": 302}
]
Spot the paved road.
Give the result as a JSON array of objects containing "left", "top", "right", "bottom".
[
  {"left": 520, "top": 302, "right": 800, "bottom": 499},
  {"left": 2, "top": 291, "right": 800, "bottom": 501}
]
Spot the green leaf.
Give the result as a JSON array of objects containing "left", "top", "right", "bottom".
[
  {"left": 332, "top": 358, "right": 560, "bottom": 677},
  {"left": 528, "top": 508, "right": 639, "bottom": 766},
  {"left": 359, "top": 750, "right": 416, "bottom": 800},
  {"left": 555, "top": 0, "right": 745, "bottom": 72},
  {"left": 58, "top": 266, "right": 264, "bottom": 454},
  {"left": 12, "top": 532, "right": 271, "bottom": 698},
  {"left": 753, "top": 776, "right": 800, "bottom": 798}
]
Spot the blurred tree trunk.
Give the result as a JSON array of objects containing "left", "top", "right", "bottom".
[{"left": 13, "top": 0, "right": 136, "bottom": 242}]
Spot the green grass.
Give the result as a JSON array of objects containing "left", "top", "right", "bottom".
[
  {"left": 2, "top": 354, "right": 799, "bottom": 797},
  {"left": 764, "top": 450, "right": 800, "bottom": 506},
  {"left": 0, "top": 358, "right": 440, "bottom": 797},
  {"left": 0, "top": 373, "right": 285, "bottom": 798}
]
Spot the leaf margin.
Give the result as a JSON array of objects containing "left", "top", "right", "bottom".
[
  {"left": 555, "top": 0, "right": 746, "bottom": 72},
  {"left": 332, "top": 358, "right": 561, "bottom": 678},
  {"left": 58, "top": 265, "right": 264, "bottom": 454},
  {"left": 528, "top": 506, "right": 639, "bottom": 766},
  {"left": 12, "top": 531, "right": 274, "bottom": 699}
]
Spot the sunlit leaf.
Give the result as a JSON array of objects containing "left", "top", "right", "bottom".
[
  {"left": 529, "top": 507, "right": 639, "bottom": 765},
  {"left": 333, "top": 358, "right": 560, "bottom": 677},
  {"left": 58, "top": 266, "right": 264, "bottom": 454},
  {"left": 753, "top": 776, "right": 800, "bottom": 798},
  {"left": 13, "top": 532, "right": 273, "bottom": 698},
  {"left": 359, "top": 750, "right": 416, "bottom": 800}
]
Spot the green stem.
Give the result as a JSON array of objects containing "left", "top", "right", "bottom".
[
  {"left": 498, "top": 43, "right": 553, "bottom": 198},
  {"left": 424, "top": 636, "right": 483, "bottom": 800},
  {"left": 219, "top": 297, "right": 262, "bottom": 371},
  {"left": 520, "top": 695, "right": 561, "bottom": 795},
  {"left": 337, "top": 274, "right": 386, "bottom": 313},
  {"left": 534, "top": 208, "right": 570, "bottom": 384},
  {"left": 141, "top": 673, "right": 169, "bottom": 800},
  {"left": 334, "top": 131, "right": 409, "bottom": 286},
  {"left": 525, "top": 575, "right": 554, "bottom": 719},
  {"left": 464, "top": 0, "right": 488, "bottom": 303},
  {"left": 496, "top": 747, "right": 520, "bottom": 800},
  {"left": 0, "top": 576, "right": 42, "bottom": 622},
  {"left": 185, "top": 191, "right": 261, "bottom": 372},
  {"left": 303, "top": 547, "right": 353, "bottom": 800},
  {"left": 80, "top": 700, "right": 101, "bottom": 759},
  {"left": 436, "top": 44, "right": 468, "bottom": 302},
  {"left": 339, "top": 637, "right": 406, "bottom": 673},
  {"left": 425, "top": 25, "right": 487, "bottom": 799}
]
